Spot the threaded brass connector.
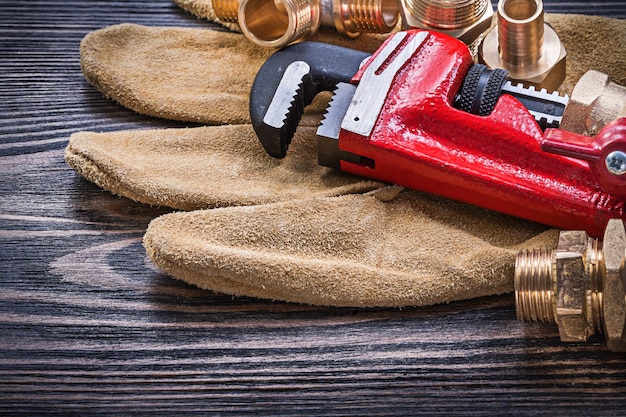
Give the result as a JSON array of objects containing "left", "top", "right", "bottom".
[
  {"left": 329, "top": 0, "right": 400, "bottom": 35},
  {"left": 400, "top": 0, "right": 493, "bottom": 44},
  {"left": 515, "top": 219, "right": 626, "bottom": 352},
  {"left": 514, "top": 248, "right": 556, "bottom": 324},
  {"left": 213, "top": 0, "right": 239, "bottom": 22},
  {"left": 216, "top": 0, "right": 398, "bottom": 48},
  {"left": 479, "top": 0, "right": 566, "bottom": 91},
  {"left": 238, "top": 0, "right": 319, "bottom": 48}
]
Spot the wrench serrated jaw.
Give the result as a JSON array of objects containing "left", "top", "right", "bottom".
[
  {"left": 259, "top": 61, "right": 311, "bottom": 157},
  {"left": 317, "top": 82, "right": 359, "bottom": 169},
  {"left": 263, "top": 61, "right": 310, "bottom": 130},
  {"left": 318, "top": 82, "right": 357, "bottom": 140}
]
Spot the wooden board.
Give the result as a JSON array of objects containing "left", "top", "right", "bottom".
[{"left": 1, "top": 1, "right": 626, "bottom": 415}]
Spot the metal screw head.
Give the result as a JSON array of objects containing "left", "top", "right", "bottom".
[{"left": 606, "top": 150, "right": 626, "bottom": 176}]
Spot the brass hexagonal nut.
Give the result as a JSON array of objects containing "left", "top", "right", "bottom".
[
  {"left": 399, "top": 0, "right": 494, "bottom": 45},
  {"left": 602, "top": 219, "right": 626, "bottom": 352},
  {"left": 561, "top": 70, "right": 626, "bottom": 136},
  {"left": 554, "top": 230, "right": 594, "bottom": 342}
]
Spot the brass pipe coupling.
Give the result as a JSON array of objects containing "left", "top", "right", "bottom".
[
  {"left": 213, "top": 0, "right": 399, "bottom": 48},
  {"left": 479, "top": 0, "right": 566, "bottom": 91},
  {"left": 515, "top": 219, "right": 626, "bottom": 352},
  {"left": 400, "top": 0, "right": 493, "bottom": 44}
]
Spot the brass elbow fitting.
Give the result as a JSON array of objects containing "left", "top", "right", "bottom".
[
  {"left": 400, "top": 0, "right": 494, "bottom": 44},
  {"left": 561, "top": 70, "right": 626, "bottom": 137},
  {"left": 515, "top": 219, "right": 626, "bottom": 352},
  {"left": 222, "top": 0, "right": 399, "bottom": 48},
  {"left": 479, "top": 0, "right": 566, "bottom": 91}
]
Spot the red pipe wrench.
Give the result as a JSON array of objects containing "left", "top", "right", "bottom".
[{"left": 250, "top": 30, "right": 626, "bottom": 237}]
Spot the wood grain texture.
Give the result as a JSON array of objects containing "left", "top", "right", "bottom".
[{"left": 1, "top": 1, "right": 626, "bottom": 415}]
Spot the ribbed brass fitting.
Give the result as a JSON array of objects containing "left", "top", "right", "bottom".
[
  {"left": 515, "top": 219, "right": 626, "bottom": 352},
  {"left": 235, "top": 0, "right": 399, "bottom": 48},
  {"left": 400, "top": 0, "right": 494, "bottom": 44},
  {"left": 213, "top": 0, "right": 239, "bottom": 22},
  {"left": 479, "top": 0, "right": 566, "bottom": 91},
  {"left": 561, "top": 70, "right": 626, "bottom": 137}
]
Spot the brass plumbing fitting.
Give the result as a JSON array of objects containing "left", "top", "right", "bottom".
[
  {"left": 213, "top": 0, "right": 399, "bottom": 48},
  {"left": 561, "top": 70, "right": 626, "bottom": 137},
  {"left": 213, "top": 0, "right": 239, "bottom": 22},
  {"left": 479, "top": 0, "right": 566, "bottom": 91},
  {"left": 515, "top": 219, "right": 626, "bottom": 352},
  {"left": 400, "top": 0, "right": 494, "bottom": 44}
]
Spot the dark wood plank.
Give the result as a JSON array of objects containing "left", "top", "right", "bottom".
[{"left": 1, "top": 1, "right": 626, "bottom": 415}]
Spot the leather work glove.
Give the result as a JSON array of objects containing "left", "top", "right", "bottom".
[{"left": 65, "top": 10, "right": 626, "bottom": 307}]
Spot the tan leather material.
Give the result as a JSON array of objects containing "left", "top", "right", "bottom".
[
  {"left": 79, "top": 24, "right": 272, "bottom": 125},
  {"left": 65, "top": 124, "right": 383, "bottom": 210},
  {"left": 143, "top": 189, "right": 559, "bottom": 307}
]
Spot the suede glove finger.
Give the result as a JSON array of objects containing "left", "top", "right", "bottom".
[
  {"left": 79, "top": 23, "right": 390, "bottom": 125},
  {"left": 143, "top": 187, "right": 559, "bottom": 307},
  {"left": 65, "top": 121, "right": 383, "bottom": 210}
]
